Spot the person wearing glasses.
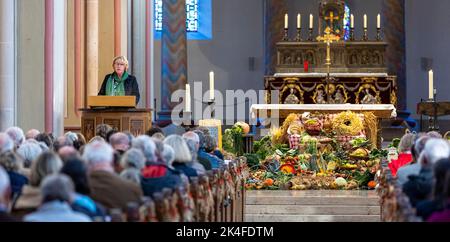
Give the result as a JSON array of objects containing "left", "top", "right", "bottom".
[{"left": 98, "top": 56, "right": 140, "bottom": 105}]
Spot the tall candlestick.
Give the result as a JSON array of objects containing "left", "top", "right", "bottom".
[
  {"left": 351, "top": 14, "right": 354, "bottom": 28},
  {"left": 377, "top": 14, "right": 381, "bottom": 29},
  {"left": 429, "top": 70, "right": 434, "bottom": 100},
  {"left": 284, "top": 14, "right": 288, "bottom": 29},
  {"left": 209, "top": 71, "right": 215, "bottom": 101},
  {"left": 309, "top": 14, "right": 313, "bottom": 29},
  {"left": 364, "top": 14, "right": 367, "bottom": 29},
  {"left": 185, "top": 84, "right": 191, "bottom": 112},
  {"left": 297, "top": 14, "right": 301, "bottom": 29}
]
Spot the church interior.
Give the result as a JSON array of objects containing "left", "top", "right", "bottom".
[{"left": 0, "top": 0, "right": 450, "bottom": 224}]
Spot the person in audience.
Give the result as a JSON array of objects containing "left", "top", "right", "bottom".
[
  {"left": 152, "top": 138, "right": 165, "bottom": 163},
  {"left": 95, "top": 124, "right": 113, "bottom": 140},
  {"left": 184, "top": 138, "right": 206, "bottom": 175},
  {"left": 5, "top": 127, "right": 25, "bottom": 149},
  {"left": 75, "top": 133, "right": 86, "bottom": 151},
  {"left": 34, "top": 133, "right": 54, "bottom": 150},
  {"left": 193, "top": 130, "right": 214, "bottom": 170},
  {"left": 13, "top": 152, "right": 63, "bottom": 215},
  {"left": 58, "top": 146, "right": 80, "bottom": 162},
  {"left": 0, "top": 166, "right": 19, "bottom": 222},
  {"left": 24, "top": 174, "right": 91, "bottom": 222},
  {"left": 88, "top": 136, "right": 105, "bottom": 144},
  {"left": 119, "top": 148, "right": 146, "bottom": 185},
  {"left": 427, "top": 131, "right": 442, "bottom": 139},
  {"left": 0, "top": 133, "right": 15, "bottom": 154},
  {"left": 83, "top": 141, "right": 142, "bottom": 211},
  {"left": 427, "top": 167, "right": 450, "bottom": 222},
  {"left": 397, "top": 136, "right": 431, "bottom": 186},
  {"left": 416, "top": 158, "right": 450, "bottom": 220},
  {"left": 109, "top": 132, "right": 131, "bottom": 155},
  {"left": 389, "top": 133, "right": 415, "bottom": 177},
  {"left": 105, "top": 129, "right": 118, "bottom": 143},
  {"left": 0, "top": 152, "right": 28, "bottom": 200},
  {"left": 203, "top": 134, "right": 224, "bottom": 169},
  {"left": 145, "top": 127, "right": 164, "bottom": 137},
  {"left": 61, "top": 157, "right": 106, "bottom": 220},
  {"left": 403, "top": 138, "right": 450, "bottom": 206},
  {"left": 16, "top": 140, "right": 44, "bottom": 169},
  {"left": 123, "top": 131, "right": 134, "bottom": 146},
  {"left": 53, "top": 136, "right": 74, "bottom": 152},
  {"left": 164, "top": 135, "right": 198, "bottom": 178},
  {"left": 152, "top": 132, "right": 165, "bottom": 141},
  {"left": 25, "top": 129, "right": 40, "bottom": 140}
]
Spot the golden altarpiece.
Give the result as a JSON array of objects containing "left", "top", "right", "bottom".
[{"left": 265, "top": 0, "right": 397, "bottom": 106}]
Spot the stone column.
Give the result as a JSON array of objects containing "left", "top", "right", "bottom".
[
  {"left": 0, "top": 0, "right": 17, "bottom": 131},
  {"left": 158, "top": 0, "right": 187, "bottom": 124},
  {"left": 86, "top": 0, "right": 99, "bottom": 98},
  {"left": 146, "top": 0, "right": 154, "bottom": 111},
  {"left": 264, "top": 0, "right": 287, "bottom": 75},
  {"left": 114, "top": 0, "right": 121, "bottom": 56},
  {"left": 383, "top": 0, "right": 406, "bottom": 110}
]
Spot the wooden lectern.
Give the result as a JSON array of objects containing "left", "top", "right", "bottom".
[{"left": 81, "top": 96, "right": 152, "bottom": 141}]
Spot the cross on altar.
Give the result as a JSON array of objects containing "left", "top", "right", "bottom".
[
  {"left": 324, "top": 11, "right": 340, "bottom": 30},
  {"left": 317, "top": 27, "right": 341, "bottom": 103}
]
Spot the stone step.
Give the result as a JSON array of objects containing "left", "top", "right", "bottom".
[
  {"left": 245, "top": 214, "right": 381, "bottom": 222},
  {"left": 246, "top": 205, "right": 380, "bottom": 215},
  {"left": 246, "top": 195, "right": 379, "bottom": 206}
]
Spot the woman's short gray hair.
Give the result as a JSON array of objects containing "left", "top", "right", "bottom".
[
  {"left": 0, "top": 133, "right": 14, "bottom": 153},
  {"left": 16, "top": 140, "right": 44, "bottom": 168},
  {"left": 164, "top": 135, "right": 192, "bottom": 163},
  {"left": 398, "top": 133, "right": 416, "bottom": 153},
  {"left": 5, "top": 127, "right": 25, "bottom": 148},
  {"left": 120, "top": 148, "right": 146, "bottom": 170},
  {"left": 40, "top": 174, "right": 74, "bottom": 202},
  {"left": 30, "top": 151, "right": 63, "bottom": 187},
  {"left": 132, "top": 135, "right": 156, "bottom": 162},
  {"left": 82, "top": 141, "right": 114, "bottom": 168},
  {"left": 162, "top": 144, "right": 175, "bottom": 166}
]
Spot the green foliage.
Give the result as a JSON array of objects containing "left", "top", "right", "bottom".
[
  {"left": 389, "top": 138, "right": 401, "bottom": 149},
  {"left": 253, "top": 135, "right": 273, "bottom": 160},
  {"left": 244, "top": 153, "right": 260, "bottom": 171},
  {"left": 349, "top": 138, "right": 371, "bottom": 148},
  {"left": 353, "top": 170, "right": 373, "bottom": 187},
  {"left": 369, "top": 148, "right": 388, "bottom": 159},
  {"left": 223, "top": 125, "right": 244, "bottom": 155}
]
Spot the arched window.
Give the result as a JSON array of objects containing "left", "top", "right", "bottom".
[
  {"left": 343, "top": 4, "right": 351, "bottom": 40},
  {"left": 154, "top": 0, "right": 212, "bottom": 40}
]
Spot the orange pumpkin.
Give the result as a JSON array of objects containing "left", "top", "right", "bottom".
[
  {"left": 280, "top": 164, "right": 296, "bottom": 175},
  {"left": 235, "top": 122, "right": 250, "bottom": 135},
  {"left": 264, "top": 178, "right": 274, "bottom": 186},
  {"left": 368, "top": 181, "right": 377, "bottom": 189}
]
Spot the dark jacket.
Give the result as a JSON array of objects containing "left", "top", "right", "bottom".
[
  {"left": 7, "top": 171, "right": 28, "bottom": 199},
  {"left": 140, "top": 164, "right": 183, "bottom": 197},
  {"left": 403, "top": 168, "right": 433, "bottom": 207},
  {"left": 0, "top": 211, "right": 20, "bottom": 222},
  {"left": 98, "top": 73, "right": 140, "bottom": 104},
  {"left": 172, "top": 162, "right": 198, "bottom": 178}
]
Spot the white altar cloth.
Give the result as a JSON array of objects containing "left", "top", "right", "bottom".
[{"left": 273, "top": 73, "right": 389, "bottom": 78}]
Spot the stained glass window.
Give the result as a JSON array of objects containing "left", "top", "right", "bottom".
[
  {"left": 343, "top": 4, "right": 351, "bottom": 40},
  {"left": 155, "top": 0, "right": 199, "bottom": 32}
]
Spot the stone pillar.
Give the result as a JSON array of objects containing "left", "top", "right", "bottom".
[
  {"left": 86, "top": 0, "right": 99, "bottom": 98},
  {"left": 264, "top": 0, "right": 287, "bottom": 75},
  {"left": 146, "top": 0, "right": 155, "bottom": 111},
  {"left": 0, "top": 0, "right": 17, "bottom": 131},
  {"left": 114, "top": 0, "right": 121, "bottom": 56},
  {"left": 158, "top": 0, "right": 187, "bottom": 124},
  {"left": 130, "top": 0, "right": 146, "bottom": 108},
  {"left": 44, "top": 0, "right": 66, "bottom": 136},
  {"left": 383, "top": 0, "right": 406, "bottom": 110}
]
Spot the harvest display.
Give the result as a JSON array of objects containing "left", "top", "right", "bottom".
[{"left": 223, "top": 111, "right": 388, "bottom": 190}]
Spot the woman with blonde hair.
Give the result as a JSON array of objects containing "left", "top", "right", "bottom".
[
  {"left": 164, "top": 135, "right": 198, "bottom": 178},
  {"left": 98, "top": 56, "right": 140, "bottom": 104}
]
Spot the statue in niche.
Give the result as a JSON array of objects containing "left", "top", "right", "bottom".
[
  {"left": 316, "top": 89, "right": 327, "bottom": 104},
  {"left": 333, "top": 89, "right": 345, "bottom": 104},
  {"left": 284, "top": 55, "right": 292, "bottom": 65},
  {"left": 284, "top": 88, "right": 300, "bottom": 104},
  {"left": 350, "top": 52, "right": 358, "bottom": 65},
  {"left": 295, "top": 54, "right": 303, "bottom": 65},
  {"left": 361, "top": 88, "right": 377, "bottom": 104},
  {"left": 361, "top": 50, "right": 369, "bottom": 65},
  {"left": 372, "top": 52, "right": 381, "bottom": 65}
]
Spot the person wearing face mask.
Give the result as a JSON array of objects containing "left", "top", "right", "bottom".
[{"left": 98, "top": 56, "right": 140, "bottom": 105}]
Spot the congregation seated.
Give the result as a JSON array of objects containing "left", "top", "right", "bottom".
[
  {"left": 416, "top": 158, "right": 450, "bottom": 220},
  {"left": 25, "top": 129, "right": 40, "bottom": 140},
  {"left": 202, "top": 134, "right": 224, "bottom": 169},
  {"left": 119, "top": 148, "right": 146, "bottom": 185},
  {"left": 389, "top": 133, "right": 415, "bottom": 177},
  {"left": 194, "top": 130, "right": 224, "bottom": 170},
  {"left": 61, "top": 157, "right": 106, "bottom": 220},
  {"left": 53, "top": 136, "right": 74, "bottom": 153},
  {"left": 0, "top": 166, "right": 19, "bottom": 222},
  {"left": 402, "top": 138, "right": 450, "bottom": 207},
  {"left": 13, "top": 151, "right": 63, "bottom": 216},
  {"left": 164, "top": 135, "right": 198, "bottom": 178},
  {"left": 95, "top": 124, "right": 113, "bottom": 141},
  {"left": 23, "top": 174, "right": 91, "bottom": 222},
  {"left": 16, "top": 139, "right": 45, "bottom": 169},
  {"left": 83, "top": 141, "right": 142, "bottom": 211},
  {"left": 427, "top": 162, "right": 450, "bottom": 222},
  {"left": 34, "top": 133, "right": 54, "bottom": 150},
  {"left": 183, "top": 132, "right": 206, "bottom": 175},
  {"left": 0, "top": 132, "right": 15, "bottom": 153},
  {"left": 0, "top": 152, "right": 28, "bottom": 200},
  {"left": 5, "top": 127, "right": 25, "bottom": 150},
  {"left": 396, "top": 136, "right": 430, "bottom": 186}
]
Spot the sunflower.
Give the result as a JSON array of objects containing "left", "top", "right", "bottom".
[{"left": 332, "top": 111, "right": 364, "bottom": 136}]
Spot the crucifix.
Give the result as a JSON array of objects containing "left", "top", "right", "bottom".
[
  {"left": 317, "top": 26, "right": 341, "bottom": 103},
  {"left": 324, "top": 11, "right": 340, "bottom": 31}
]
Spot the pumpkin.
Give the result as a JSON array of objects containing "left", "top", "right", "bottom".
[
  {"left": 368, "top": 181, "right": 377, "bottom": 189},
  {"left": 235, "top": 122, "right": 250, "bottom": 135},
  {"left": 280, "top": 164, "right": 296, "bottom": 175},
  {"left": 264, "top": 178, "right": 274, "bottom": 187}
]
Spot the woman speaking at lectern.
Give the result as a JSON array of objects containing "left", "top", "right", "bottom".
[{"left": 98, "top": 56, "right": 140, "bottom": 105}]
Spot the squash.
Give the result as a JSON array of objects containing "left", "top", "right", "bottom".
[{"left": 235, "top": 122, "right": 250, "bottom": 135}]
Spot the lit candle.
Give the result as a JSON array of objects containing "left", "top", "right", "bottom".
[
  {"left": 284, "top": 14, "right": 288, "bottom": 29},
  {"left": 351, "top": 14, "right": 354, "bottom": 28},
  {"left": 309, "top": 14, "right": 313, "bottom": 29},
  {"left": 185, "top": 84, "right": 191, "bottom": 112},
  {"left": 429, "top": 70, "right": 434, "bottom": 100},
  {"left": 209, "top": 71, "right": 215, "bottom": 101},
  {"left": 297, "top": 14, "right": 301, "bottom": 29},
  {"left": 364, "top": 14, "right": 367, "bottom": 29},
  {"left": 377, "top": 14, "right": 381, "bottom": 29}
]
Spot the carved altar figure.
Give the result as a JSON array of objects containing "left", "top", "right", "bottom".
[
  {"left": 361, "top": 88, "right": 377, "bottom": 104},
  {"left": 284, "top": 88, "right": 300, "bottom": 104},
  {"left": 333, "top": 89, "right": 345, "bottom": 104},
  {"left": 316, "top": 89, "right": 327, "bottom": 104}
]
